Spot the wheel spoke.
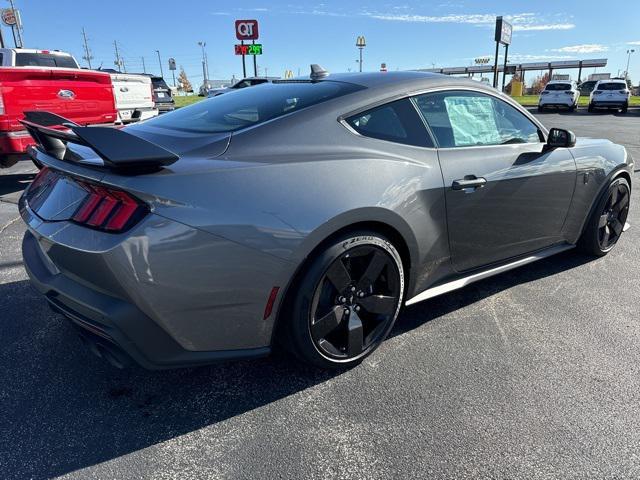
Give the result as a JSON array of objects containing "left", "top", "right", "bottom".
[
  {"left": 602, "top": 226, "right": 611, "bottom": 246},
  {"left": 357, "top": 250, "right": 387, "bottom": 290},
  {"left": 612, "top": 192, "right": 629, "bottom": 214},
  {"left": 325, "top": 259, "right": 351, "bottom": 291},
  {"left": 598, "top": 214, "right": 608, "bottom": 228},
  {"left": 611, "top": 219, "right": 624, "bottom": 236},
  {"left": 346, "top": 310, "right": 364, "bottom": 357},
  {"left": 359, "top": 295, "right": 397, "bottom": 315},
  {"left": 311, "top": 306, "right": 344, "bottom": 340},
  {"left": 610, "top": 186, "right": 619, "bottom": 206}
]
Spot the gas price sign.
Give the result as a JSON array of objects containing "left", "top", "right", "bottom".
[{"left": 235, "top": 44, "right": 263, "bottom": 56}]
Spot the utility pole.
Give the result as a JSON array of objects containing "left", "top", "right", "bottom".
[
  {"left": 81, "top": 28, "right": 93, "bottom": 68},
  {"left": 198, "top": 41, "right": 208, "bottom": 86},
  {"left": 114, "top": 40, "right": 125, "bottom": 72},
  {"left": 155, "top": 50, "right": 163, "bottom": 78},
  {"left": 141, "top": 56, "right": 146, "bottom": 74},
  {"left": 8, "top": 0, "right": 22, "bottom": 47}
]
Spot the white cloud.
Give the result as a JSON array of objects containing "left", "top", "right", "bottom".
[
  {"left": 627, "top": 41, "right": 640, "bottom": 45},
  {"left": 552, "top": 44, "right": 608, "bottom": 53},
  {"left": 210, "top": 11, "right": 230, "bottom": 16},
  {"left": 364, "top": 11, "right": 575, "bottom": 31}
]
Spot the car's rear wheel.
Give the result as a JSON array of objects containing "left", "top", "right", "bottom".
[
  {"left": 537, "top": 105, "right": 544, "bottom": 112},
  {"left": 285, "top": 232, "right": 405, "bottom": 369},
  {"left": 588, "top": 103, "right": 595, "bottom": 112},
  {"left": 621, "top": 103, "right": 629, "bottom": 113},
  {"left": 579, "top": 177, "right": 630, "bottom": 256}
]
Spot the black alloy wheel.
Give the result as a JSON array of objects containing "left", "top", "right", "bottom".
[
  {"left": 580, "top": 177, "right": 631, "bottom": 256},
  {"left": 597, "top": 181, "right": 630, "bottom": 251},
  {"left": 285, "top": 232, "right": 404, "bottom": 368}
]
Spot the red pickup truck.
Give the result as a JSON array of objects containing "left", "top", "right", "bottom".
[{"left": 0, "top": 48, "right": 117, "bottom": 167}]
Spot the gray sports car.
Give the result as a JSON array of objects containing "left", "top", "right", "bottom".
[{"left": 19, "top": 66, "right": 633, "bottom": 370}]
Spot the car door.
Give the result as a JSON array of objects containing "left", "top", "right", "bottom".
[{"left": 414, "top": 89, "right": 576, "bottom": 272}]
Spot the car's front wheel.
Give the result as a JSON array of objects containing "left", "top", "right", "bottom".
[
  {"left": 284, "top": 231, "right": 405, "bottom": 369},
  {"left": 579, "top": 177, "right": 631, "bottom": 256}
]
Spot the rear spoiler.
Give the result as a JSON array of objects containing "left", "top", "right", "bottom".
[{"left": 20, "top": 111, "right": 179, "bottom": 172}]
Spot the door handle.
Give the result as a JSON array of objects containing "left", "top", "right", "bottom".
[{"left": 452, "top": 176, "right": 487, "bottom": 190}]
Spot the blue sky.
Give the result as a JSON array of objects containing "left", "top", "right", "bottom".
[{"left": 16, "top": 0, "right": 640, "bottom": 87}]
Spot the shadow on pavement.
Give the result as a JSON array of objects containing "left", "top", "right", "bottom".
[
  {"left": 0, "top": 249, "right": 595, "bottom": 479},
  {"left": 0, "top": 173, "right": 34, "bottom": 199}
]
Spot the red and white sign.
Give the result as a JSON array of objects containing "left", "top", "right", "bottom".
[
  {"left": 1, "top": 9, "right": 16, "bottom": 26},
  {"left": 380, "top": 63, "right": 388, "bottom": 72},
  {"left": 235, "top": 19, "right": 259, "bottom": 40}
]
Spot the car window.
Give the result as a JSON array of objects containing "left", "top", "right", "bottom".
[
  {"left": 146, "top": 80, "right": 365, "bottom": 133},
  {"left": 414, "top": 91, "right": 541, "bottom": 148},
  {"left": 545, "top": 83, "right": 572, "bottom": 91},
  {"left": 346, "top": 98, "right": 434, "bottom": 148},
  {"left": 597, "top": 82, "right": 626, "bottom": 91},
  {"left": 251, "top": 79, "right": 268, "bottom": 85},
  {"left": 15, "top": 52, "right": 78, "bottom": 68}
]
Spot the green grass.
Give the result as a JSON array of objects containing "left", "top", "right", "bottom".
[
  {"left": 174, "top": 95, "right": 205, "bottom": 108},
  {"left": 511, "top": 95, "right": 640, "bottom": 107}
]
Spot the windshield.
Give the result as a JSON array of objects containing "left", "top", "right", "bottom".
[
  {"left": 15, "top": 52, "right": 78, "bottom": 68},
  {"left": 151, "top": 77, "right": 170, "bottom": 90},
  {"left": 145, "top": 81, "right": 365, "bottom": 133},
  {"left": 545, "top": 83, "right": 571, "bottom": 91},
  {"left": 598, "top": 82, "right": 627, "bottom": 91}
]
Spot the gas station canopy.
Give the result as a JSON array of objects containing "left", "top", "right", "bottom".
[{"left": 416, "top": 58, "right": 607, "bottom": 76}]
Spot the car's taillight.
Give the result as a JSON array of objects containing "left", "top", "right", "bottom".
[
  {"left": 0, "top": 90, "right": 5, "bottom": 115},
  {"left": 620, "top": 90, "right": 629, "bottom": 94},
  {"left": 593, "top": 90, "right": 602, "bottom": 95},
  {"left": 72, "top": 182, "right": 146, "bottom": 232},
  {"left": 541, "top": 91, "right": 549, "bottom": 95},
  {"left": 564, "top": 91, "right": 573, "bottom": 95}
]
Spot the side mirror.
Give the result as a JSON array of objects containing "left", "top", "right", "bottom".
[{"left": 546, "top": 128, "right": 576, "bottom": 149}]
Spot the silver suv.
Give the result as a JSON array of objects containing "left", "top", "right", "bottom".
[{"left": 589, "top": 79, "right": 630, "bottom": 113}]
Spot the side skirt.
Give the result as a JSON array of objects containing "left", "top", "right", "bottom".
[{"left": 405, "top": 243, "right": 575, "bottom": 307}]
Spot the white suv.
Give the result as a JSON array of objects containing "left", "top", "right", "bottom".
[
  {"left": 538, "top": 81, "right": 579, "bottom": 111},
  {"left": 588, "top": 79, "right": 630, "bottom": 113}
]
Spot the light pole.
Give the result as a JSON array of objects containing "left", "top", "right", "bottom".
[
  {"left": 626, "top": 49, "right": 635, "bottom": 81},
  {"left": 155, "top": 50, "right": 163, "bottom": 78},
  {"left": 198, "top": 41, "right": 208, "bottom": 87},
  {"left": 356, "top": 35, "right": 366, "bottom": 72}
]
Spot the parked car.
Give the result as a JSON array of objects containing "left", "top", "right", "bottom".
[
  {"left": 578, "top": 80, "right": 598, "bottom": 96},
  {"left": 149, "top": 75, "right": 174, "bottom": 113},
  {"left": 538, "top": 80, "right": 580, "bottom": 111},
  {"left": 102, "top": 70, "right": 158, "bottom": 124},
  {"left": 0, "top": 48, "right": 116, "bottom": 168},
  {"left": 589, "top": 79, "right": 630, "bottom": 113},
  {"left": 207, "top": 77, "right": 280, "bottom": 97},
  {"left": 20, "top": 69, "right": 633, "bottom": 370}
]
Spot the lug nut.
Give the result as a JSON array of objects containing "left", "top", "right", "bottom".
[
  {"left": 339, "top": 296, "right": 346, "bottom": 303},
  {"left": 351, "top": 286, "right": 356, "bottom": 292},
  {"left": 357, "top": 291, "right": 364, "bottom": 298},
  {"left": 344, "top": 308, "right": 350, "bottom": 315},
  {"left": 355, "top": 306, "right": 361, "bottom": 312}
]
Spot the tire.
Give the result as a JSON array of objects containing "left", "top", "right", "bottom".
[
  {"left": 0, "top": 155, "right": 18, "bottom": 168},
  {"left": 579, "top": 177, "right": 631, "bottom": 256},
  {"left": 568, "top": 104, "right": 576, "bottom": 112},
  {"left": 621, "top": 103, "right": 628, "bottom": 113},
  {"left": 283, "top": 231, "right": 405, "bottom": 369},
  {"left": 537, "top": 105, "right": 544, "bottom": 112},
  {"left": 588, "top": 103, "right": 594, "bottom": 113}
]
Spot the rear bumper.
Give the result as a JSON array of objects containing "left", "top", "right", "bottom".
[
  {"left": 22, "top": 229, "right": 270, "bottom": 369},
  {"left": 591, "top": 100, "right": 628, "bottom": 107},
  {"left": 156, "top": 102, "right": 175, "bottom": 112}
]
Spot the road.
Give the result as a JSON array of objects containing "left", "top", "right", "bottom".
[{"left": 1, "top": 111, "right": 639, "bottom": 479}]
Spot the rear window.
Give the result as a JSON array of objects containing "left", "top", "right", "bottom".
[
  {"left": 146, "top": 81, "right": 364, "bottom": 133},
  {"left": 598, "top": 82, "right": 627, "bottom": 91},
  {"left": 545, "top": 83, "right": 572, "bottom": 91},
  {"left": 15, "top": 52, "right": 78, "bottom": 68},
  {"left": 151, "top": 77, "right": 170, "bottom": 90}
]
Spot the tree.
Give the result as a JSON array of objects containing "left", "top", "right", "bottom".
[
  {"left": 177, "top": 67, "right": 193, "bottom": 93},
  {"left": 530, "top": 72, "right": 550, "bottom": 95}
]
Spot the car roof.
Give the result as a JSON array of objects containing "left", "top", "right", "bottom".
[{"left": 547, "top": 80, "right": 573, "bottom": 84}]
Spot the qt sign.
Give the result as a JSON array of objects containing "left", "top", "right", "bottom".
[{"left": 235, "top": 19, "right": 259, "bottom": 40}]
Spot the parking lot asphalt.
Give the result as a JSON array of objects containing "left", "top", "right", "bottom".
[{"left": 1, "top": 111, "right": 640, "bottom": 479}]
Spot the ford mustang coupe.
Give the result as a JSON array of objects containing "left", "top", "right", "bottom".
[{"left": 19, "top": 67, "right": 633, "bottom": 369}]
